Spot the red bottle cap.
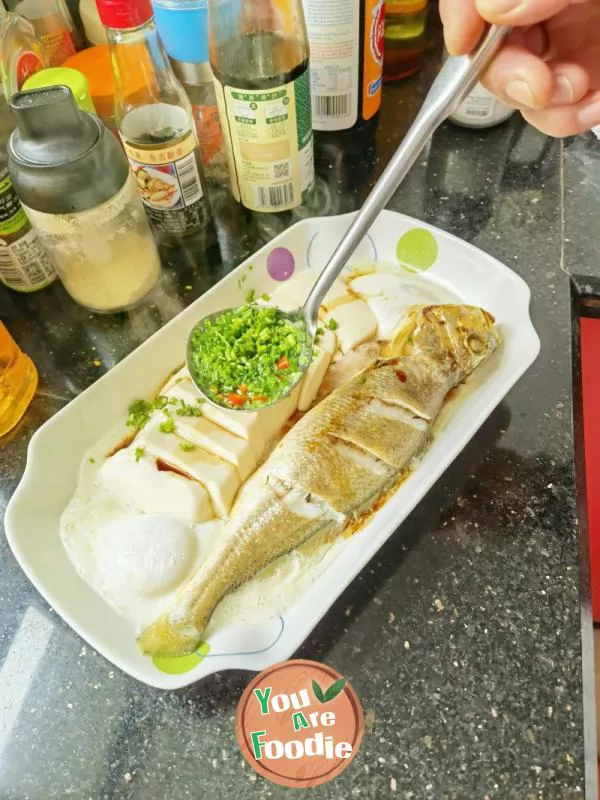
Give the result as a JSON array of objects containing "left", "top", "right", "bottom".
[{"left": 95, "top": 0, "right": 153, "bottom": 29}]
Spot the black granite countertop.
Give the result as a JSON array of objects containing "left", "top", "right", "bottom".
[{"left": 0, "top": 48, "right": 595, "bottom": 799}]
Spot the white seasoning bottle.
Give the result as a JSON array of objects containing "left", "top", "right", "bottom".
[{"left": 450, "top": 82, "right": 515, "bottom": 129}]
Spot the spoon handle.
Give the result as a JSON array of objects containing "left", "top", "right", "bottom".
[{"left": 303, "top": 24, "right": 510, "bottom": 328}]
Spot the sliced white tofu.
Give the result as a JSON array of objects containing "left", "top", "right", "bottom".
[
  {"left": 261, "top": 290, "right": 299, "bottom": 313},
  {"left": 273, "top": 271, "right": 352, "bottom": 311},
  {"left": 165, "top": 379, "right": 266, "bottom": 459},
  {"left": 324, "top": 300, "right": 378, "bottom": 354},
  {"left": 256, "top": 383, "right": 301, "bottom": 441},
  {"left": 160, "top": 364, "right": 191, "bottom": 395},
  {"left": 298, "top": 345, "right": 332, "bottom": 411},
  {"left": 137, "top": 419, "right": 240, "bottom": 518},
  {"left": 316, "top": 328, "right": 337, "bottom": 358},
  {"left": 100, "top": 448, "right": 213, "bottom": 523},
  {"left": 174, "top": 414, "right": 256, "bottom": 480},
  {"left": 349, "top": 272, "right": 404, "bottom": 298}
]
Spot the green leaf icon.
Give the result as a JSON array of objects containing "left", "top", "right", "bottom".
[
  {"left": 312, "top": 677, "right": 347, "bottom": 703},
  {"left": 323, "top": 677, "right": 347, "bottom": 702},
  {"left": 312, "top": 679, "right": 325, "bottom": 703}
]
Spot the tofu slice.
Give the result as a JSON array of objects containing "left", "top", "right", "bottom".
[
  {"left": 137, "top": 418, "right": 240, "bottom": 518},
  {"left": 165, "top": 379, "right": 266, "bottom": 459},
  {"left": 298, "top": 345, "right": 332, "bottom": 411},
  {"left": 174, "top": 414, "right": 256, "bottom": 480},
  {"left": 100, "top": 448, "right": 213, "bottom": 523},
  {"left": 256, "top": 383, "right": 301, "bottom": 441},
  {"left": 324, "top": 300, "right": 378, "bottom": 354},
  {"left": 316, "top": 328, "right": 337, "bottom": 358},
  {"left": 260, "top": 290, "right": 299, "bottom": 313},
  {"left": 160, "top": 364, "right": 191, "bottom": 395},
  {"left": 272, "top": 271, "right": 352, "bottom": 311}
]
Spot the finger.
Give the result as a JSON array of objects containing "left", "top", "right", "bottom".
[
  {"left": 481, "top": 44, "right": 555, "bottom": 108},
  {"left": 547, "top": 61, "right": 590, "bottom": 105},
  {"left": 521, "top": 89, "right": 600, "bottom": 136},
  {"left": 475, "top": 0, "right": 573, "bottom": 28},
  {"left": 441, "top": 0, "right": 485, "bottom": 55}
]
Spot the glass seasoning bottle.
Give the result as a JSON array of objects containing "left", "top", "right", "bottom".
[
  {"left": 151, "top": 0, "right": 228, "bottom": 184},
  {"left": 0, "top": 321, "right": 38, "bottom": 437},
  {"left": 302, "top": 0, "right": 385, "bottom": 133},
  {"left": 383, "top": 0, "right": 428, "bottom": 82},
  {"left": 97, "top": 0, "right": 216, "bottom": 259},
  {"left": 8, "top": 86, "right": 161, "bottom": 313},
  {"left": 208, "top": 0, "right": 315, "bottom": 213}
]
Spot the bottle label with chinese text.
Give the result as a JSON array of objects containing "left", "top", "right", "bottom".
[
  {"left": 213, "top": 69, "right": 314, "bottom": 213},
  {"left": 0, "top": 168, "right": 56, "bottom": 292},
  {"left": 123, "top": 129, "right": 209, "bottom": 237}
]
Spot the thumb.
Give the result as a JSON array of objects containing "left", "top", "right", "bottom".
[{"left": 475, "top": 0, "right": 575, "bottom": 27}]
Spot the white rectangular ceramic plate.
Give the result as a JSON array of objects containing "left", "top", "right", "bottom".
[{"left": 4, "top": 211, "right": 540, "bottom": 689}]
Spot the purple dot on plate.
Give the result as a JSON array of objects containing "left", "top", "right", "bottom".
[{"left": 267, "top": 247, "right": 295, "bottom": 281}]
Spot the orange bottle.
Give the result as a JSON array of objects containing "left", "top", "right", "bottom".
[{"left": 0, "top": 322, "right": 37, "bottom": 436}]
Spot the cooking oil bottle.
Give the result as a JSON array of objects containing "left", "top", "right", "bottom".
[
  {"left": 0, "top": 321, "right": 37, "bottom": 436},
  {"left": 209, "top": 0, "right": 314, "bottom": 213},
  {"left": 383, "top": 0, "right": 428, "bottom": 81}
]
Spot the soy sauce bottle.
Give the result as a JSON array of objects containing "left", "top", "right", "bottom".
[{"left": 208, "top": 0, "right": 315, "bottom": 214}]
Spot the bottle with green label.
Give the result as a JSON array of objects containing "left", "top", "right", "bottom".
[
  {"left": 0, "top": 94, "right": 56, "bottom": 293},
  {"left": 208, "top": 0, "right": 314, "bottom": 213}
]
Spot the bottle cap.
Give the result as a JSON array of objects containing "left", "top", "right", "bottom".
[
  {"left": 22, "top": 67, "right": 97, "bottom": 115},
  {"left": 95, "top": 0, "right": 153, "bottom": 30}
]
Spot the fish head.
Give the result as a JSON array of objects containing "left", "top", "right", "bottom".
[{"left": 390, "top": 305, "right": 500, "bottom": 382}]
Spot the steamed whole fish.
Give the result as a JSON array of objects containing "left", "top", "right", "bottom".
[{"left": 139, "top": 305, "right": 500, "bottom": 657}]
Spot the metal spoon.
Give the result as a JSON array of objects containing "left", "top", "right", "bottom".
[{"left": 188, "top": 25, "right": 510, "bottom": 410}]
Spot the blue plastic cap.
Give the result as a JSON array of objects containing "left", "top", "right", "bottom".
[{"left": 152, "top": 0, "right": 209, "bottom": 64}]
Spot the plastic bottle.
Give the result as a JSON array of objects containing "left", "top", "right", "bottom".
[
  {"left": 151, "top": 0, "right": 227, "bottom": 183},
  {"left": 0, "top": 321, "right": 38, "bottom": 437},
  {"left": 12, "top": 0, "right": 79, "bottom": 66},
  {"left": 383, "top": 0, "right": 428, "bottom": 82},
  {"left": 302, "top": 0, "right": 385, "bottom": 132},
  {"left": 97, "top": 0, "right": 216, "bottom": 259},
  {"left": 209, "top": 0, "right": 315, "bottom": 212},
  {"left": 79, "top": 0, "right": 107, "bottom": 44}
]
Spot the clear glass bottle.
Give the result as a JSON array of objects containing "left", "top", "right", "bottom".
[
  {"left": 0, "top": 321, "right": 37, "bottom": 437},
  {"left": 209, "top": 0, "right": 315, "bottom": 213},
  {"left": 97, "top": 0, "right": 216, "bottom": 258},
  {"left": 383, "top": 0, "right": 428, "bottom": 82},
  {"left": 8, "top": 85, "right": 161, "bottom": 313}
]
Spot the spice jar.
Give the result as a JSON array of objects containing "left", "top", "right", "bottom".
[{"left": 7, "top": 86, "right": 161, "bottom": 313}]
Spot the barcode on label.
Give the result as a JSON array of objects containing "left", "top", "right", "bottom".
[
  {"left": 176, "top": 153, "right": 203, "bottom": 206},
  {"left": 313, "top": 94, "right": 351, "bottom": 118},
  {"left": 466, "top": 109, "right": 490, "bottom": 117},
  {"left": 0, "top": 246, "right": 27, "bottom": 288},
  {"left": 254, "top": 183, "right": 295, "bottom": 209}
]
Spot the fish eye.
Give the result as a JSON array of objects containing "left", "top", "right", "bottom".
[{"left": 467, "top": 335, "right": 485, "bottom": 354}]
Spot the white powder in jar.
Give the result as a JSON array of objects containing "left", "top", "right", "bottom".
[{"left": 24, "top": 173, "right": 161, "bottom": 312}]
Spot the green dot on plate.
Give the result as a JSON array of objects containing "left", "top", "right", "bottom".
[
  {"left": 152, "top": 642, "right": 211, "bottom": 674},
  {"left": 396, "top": 228, "right": 438, "bottom": 273}
]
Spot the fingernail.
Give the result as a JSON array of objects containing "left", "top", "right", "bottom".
[
  {"left": 578, "top": 99, "right": 600, "bottom": 129},
  {"left": 551, "top": 75, "right": 574, "bottom": 105},
  {"left": 477, "top": 0, "right": 525, "bottom": 17},
  {"left": 505, "top": 79, "right": 535, "bottom": 107}
]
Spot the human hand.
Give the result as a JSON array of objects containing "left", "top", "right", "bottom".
[{"left": 440, "top": 0, "right": 600, "bottom": 136}]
